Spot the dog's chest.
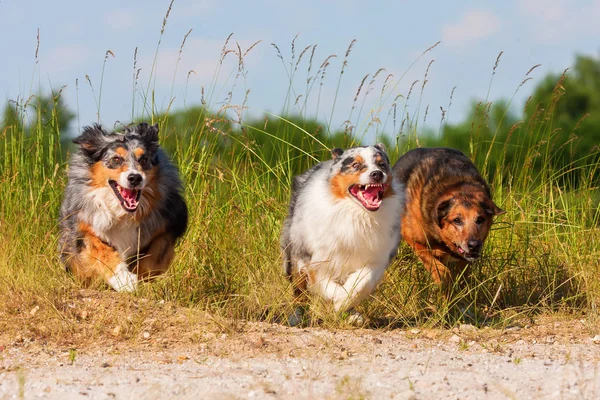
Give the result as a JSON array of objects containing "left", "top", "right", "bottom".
[
  {"left": 110, "top": 222, "right": 142, "bottom": 257},
  {"left": 95, "top": 219, "right": 144, "bottom": 258},
  {"left": 307, "top": 201, "right": 393, "bottom": 260}
]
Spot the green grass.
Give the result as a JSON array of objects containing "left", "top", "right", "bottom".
[{"left": 0, "top": 12, "right": 599, "bottom": 342}]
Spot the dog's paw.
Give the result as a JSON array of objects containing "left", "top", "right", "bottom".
[
  {"left": 107, "top": 263, "right": 138, "bottom": 292},
  {"left": 287, "top": 306, "right": 306, "bottom": 327}
]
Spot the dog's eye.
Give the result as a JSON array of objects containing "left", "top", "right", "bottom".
[
  {"left": 139, "top": 156, "right": 151, "bottom": 169},
  {"left": 452, "top": 217, "right": 463, "bottom": 225},
  {"left": 476, "top": 216, "right": 486, "bottom": 225},
  {"left": 352, "top": 162, "right": 361, "bottom": 169},
  {"left": 378, "top": 162, "right": 388, "bottom": 171},
  {"left": 108, "top": 156, "right": 123, "bottom": 168}
]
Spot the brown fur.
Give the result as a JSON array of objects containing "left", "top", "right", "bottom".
[
  {"left": 90, "top": 160, "right": 127, "bottom": 188},
  {"left": 330, "top": 173, "right": 361, "bottom": 200},
  {"left": 393, "top": 148, "right": 504, "bottom": 291},
  {"left": 132, "top": 232, "right": 176, "bottom": 280},
  {"left": 67, "top": 222, "right": 177, "bottom": 285},
  {"left": 69, "top": 222, "right": 124, "bottom": 284},
  {"left": 330, "top": 155, "right": 365, "bottom": 200}
]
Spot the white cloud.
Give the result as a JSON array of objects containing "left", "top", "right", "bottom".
[
  {"left": 134, "top": 36, "right": 264, "bottom": 108},
  {"left": 104, "top": 10, "right": 135, "bottom": 32},
  {"left": 518, "top": 0, "right": 600, "bottom": 42},
  {"left": 176, "top": 0, "right": 215, "bottom": 16},
  {"left": 442, "top": 10, "right": 500, "bottom": 47},
  {"left": 520, "top": 0, "right": 565, "bottom": 21},
  {"left": 41, "top": 45, "right": 92, "bottom": 76}
]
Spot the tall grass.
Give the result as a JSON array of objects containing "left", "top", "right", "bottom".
[{"left": 0, "top": 11, "right": 599, "bottom": 342}]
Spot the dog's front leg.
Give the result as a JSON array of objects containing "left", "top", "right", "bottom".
[
  {"left": 413, "top": 243, "right": 452, "bottom": 290},
  {"left": 69, "top": 224, "right": 137, "bottom": 292},
  {"left": 333, "top": 266, "right": 385, "bottom": 313},
  {"left": 132, "top": 233, "right": 176, "bottom": 280},
  {"left": 306, "top": 270, "right": 347, "bottom": 306},
  {"left": 107, "top": 262, "right": 138, "bottom": 292}
]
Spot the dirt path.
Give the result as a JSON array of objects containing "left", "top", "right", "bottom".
[{"left": 2, "top": 317, "right": 600, "bottom": 399}]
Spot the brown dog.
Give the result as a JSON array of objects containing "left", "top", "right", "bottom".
[{"left": 392, "top": 148, "right": 504, "bottom": 290}]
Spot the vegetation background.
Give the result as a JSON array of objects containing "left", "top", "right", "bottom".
[{"left": 0, "top": 5, "right": 598, "bottom": 340}]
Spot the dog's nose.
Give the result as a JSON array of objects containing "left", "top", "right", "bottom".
[
  {"left": 467, "top": 240, "right": 481, "bottom": 253},
  {"left": 127, "top": 173, "right": 143, "bottom": 187},
  {"left": 370, "top": 170, "right": 384, "bottom": 182}
]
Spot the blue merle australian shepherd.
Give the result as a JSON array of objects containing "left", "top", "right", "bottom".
[
  {"left": 58, "top": 123, "right": 188, "bottom": 292},
  {"left": 281, "top": 144, "right": 404, "bottom": 325}
]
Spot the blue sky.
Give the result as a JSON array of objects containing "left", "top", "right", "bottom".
[{"left": 2, "top": 0, "right": 600, "bottom": 139}]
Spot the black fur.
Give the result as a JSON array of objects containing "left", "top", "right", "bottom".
[{"left": 340, "top": 156, "right": 357, "bottom": 174}]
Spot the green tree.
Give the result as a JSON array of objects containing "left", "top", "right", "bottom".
[{"left": 525, "top": 55, "right": 600, "bottom": 168}]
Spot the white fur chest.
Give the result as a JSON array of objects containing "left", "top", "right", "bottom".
[
  {"left": 292, "top": 178, "right": 403, "bottom": 280},
  {"left": 103, "top": 220, "right": 142, "bottom": 257},
  {"left": 81, "top": 187, "right": 143, "bottom": 258}
]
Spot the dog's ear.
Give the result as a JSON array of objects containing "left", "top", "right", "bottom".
[
  {"left": 485, "top": 201, "right": 506, "bottom": 216},
  {"left": 435, "top": 198, "right": 453, "bottom": 225},
  {"left": 136, "top": 123, "right": 159, "bottom": 144},
  {"left": 374, "top": 143, "right": 386, "bottom": 153},
  {"left": 136, "top": 123, "right": 159, "bottom": 152},
  {"left": 73, "top": 124, "right": 107, "bottom": 161},
  {"left": 331, "top": 148, "right": 344, "bottom": 160}
]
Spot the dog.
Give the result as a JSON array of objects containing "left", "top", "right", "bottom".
[
  {"left": 58, "top": 123, "right": 188, "bottom": 292},
  {"left": 392, "top": 147, "right": 504, "bottom": 291},
  {"left": 280, "top": 144, "right": 403, "bottom": 324}
]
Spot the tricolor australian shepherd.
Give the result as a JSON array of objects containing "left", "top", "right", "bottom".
[
  {"left": 392, "top": 148, "right": 504, "bottom": 292},
  {"left": 281, "top": 144, "right": 403, "bottom": 324},
  {"left": 58, "top": 123, "right": 188, "bottom": 292}
]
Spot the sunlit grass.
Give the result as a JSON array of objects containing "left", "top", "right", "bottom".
[{"left": 0, "top": 5, "right": 599, "bottom": 343}]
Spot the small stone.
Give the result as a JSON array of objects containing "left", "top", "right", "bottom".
[
  {"left": 449, "top": 334, "right": 462, "bottom": 344},
  {"left": 505, "top": 326, "right": 521, "bottom": 332},
  {"left": 252, "top": 337, "right": 266, "bottom": 348},
  {"left": 287, "top": 307, "right": 304, "bottom": 327},
  {"left": 425, "top": 331, "right": 438, "bottom": 340},
  {"left": 111, "top": 326, "right": 122, "bottom": 337},
  {"left": 459, "top": 324, "right": 476, "bottom": 332},
  {"left": 347, "top": 312, "right": 365, "bottom": 326},
  {"left": 30, "top": 306, "right": 40, "bottom": 316},
  {"left": 591, "top": 335, "right": 600, "bottom": 344},
  {"left": 338, "top": 348, "right": 350, "bottom": 360},
  {"left": 142, "top": 331, "right": 150, "bottom": 339}
]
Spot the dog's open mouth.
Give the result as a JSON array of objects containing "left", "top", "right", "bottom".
[
  {"left": 349, "top": 184, "right": 387, "bottom": 211},
  {"left": 455, "top": 245, "right": 480, "bottom": 262},
  {"left": 109, "top": 180, "right": 141, "bottom": 212}
]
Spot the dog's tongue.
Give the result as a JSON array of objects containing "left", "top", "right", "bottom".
[
  {"left": 362, "top": 186, "right": 381, "bottom": 203},
  {"left": 121, "top": 188, "right": 138, "bottom": 208},
  {"left": 351, "top": 185, "right": 385, "bottom": 211}
]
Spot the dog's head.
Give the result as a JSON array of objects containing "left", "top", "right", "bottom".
[
  {"left": 329, "top": 144, "right": 393, "bottom": 211},
  {"left": 73, "top": 123, "right": 160, "bottom": 213},
  {"left": 434, "top": 185, "right": 504, "bottom": 261}
]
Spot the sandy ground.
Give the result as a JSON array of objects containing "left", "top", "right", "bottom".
[{"left": 2, "top": 317, "right": 600, "bottom": 400}]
